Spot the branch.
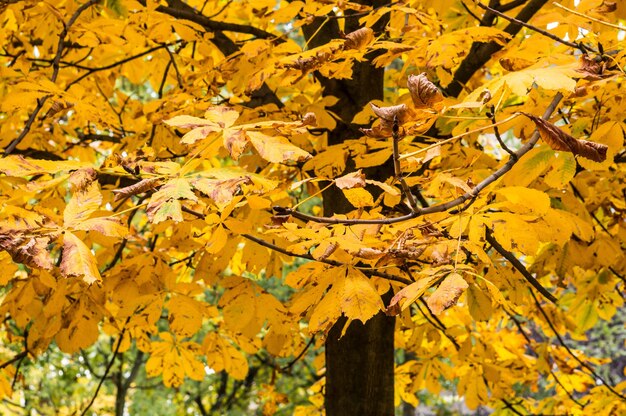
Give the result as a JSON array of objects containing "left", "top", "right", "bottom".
[
  {"left": 0, "top": 351, "right": 27, "bottom": 370},
  {"left": 445, "top": 0, "right": 550, "bottom": 97},
  {"left": 241, "top": 233, "right": 412, "bottom": 285},
  {"left": 65, "top": 41, "right": 181, "bottom": 90},
  {"left": 485, "top": 227, "right": 557, "bottom": 304},
  {"left": 178, "top": 205, "right": 412, "bottom": 284},
  {"left": 150, "top": 0, "right": 280, "bottom": 40},
  {"left": 4, "top": 0, "right": 99, "bottom": 155},
  {"left": 475, "top": 1, "right": 584, "bottom": 51},
  {"left": 277, "top": 93, "right": 563, "bottom": 225},
  {"left": 281, "top": 336, "right": 316, "bottom": 372},
  {"left": 392, "top": 116, "right": 419, "bottom": 211}
]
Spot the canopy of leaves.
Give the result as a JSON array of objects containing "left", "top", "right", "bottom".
[{"left": 0, "top": 0, "right": 625, "bottom": 415}]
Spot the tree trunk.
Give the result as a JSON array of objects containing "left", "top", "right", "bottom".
[{"left": 300, "top": 1, "right": 395, "bottom": 414}]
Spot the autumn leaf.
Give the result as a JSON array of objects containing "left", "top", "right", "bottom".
[
  {"left": 202, "top": 332, "right": 249, "bottom": 380},
  {"left": 524, "top": 113, "right": 608, "bottom": 162},
  {"left": 246, "top": 131, "right": 312, "bottom": 163},
  {"left": 147, "top": 178, "right": 198, "bottom": 223},
  {"left": 407, "top": 73, "right": 443, "bottom": 109},
  {"left": 343, "top": 27, "right": 374, "bottom": 50},
  {"left": 335, "top": 170, "right": 366, "bottom": 189},
  {"left": 113, "top": 178, "right": 161, "bottom": 201},
  {"left": 386, "top": 275, "right": 440, "bottom": 316},
  {"left": 60, "top": 231, "right": 101, "bottom": 284},
  {"left": 146, "top": 332, "right": 204, "bottom": 387},
  {"left": 426, "top": 272, "right": 468, "bottom": 315},
  {"left": 63, "top": 183, "right": 102, "bottom": 230},
  {"left": 340, "top": 267, "right": 384, "bottom": 323},
  {"left": 0, "top": 229, "right": 54, "bottom": 270}
]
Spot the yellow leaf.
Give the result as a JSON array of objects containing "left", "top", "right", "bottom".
[
  {"left": 164, "top": 115, "right": 217, "bottom": 129},
  {"left": 342, "top": 187, "right": 374, "bottom": 208},
  {"left": 544, "top": 153, "right": 576, "bottom": 188},
  {"left": 426, "top": 272, "right": 468, "bottom": 315},
  {"left": 147, "top": 178, "right": 196, "bottom": 223},
  {"left": 146, "top": 333, "right": 204, "bottom": 387},
  {"left": 341, "top": 267, "right": 383, "bottom": 323},
  {"left": 203, "top": 332, "right": 249, "bottom": 380},
  {"left": 167, "top": 295, "right": 204, "bottom": 337},
  {"left": 309, "top": 281, "right": 342, "bottom": 333},
  {"left": 467, "top": 283, "right": 493, "bottom": 321},
  {"left": 204, "top": 106, "right": 240, "bottom": 128},
  {"left": 74, "top": 217, "right": 128, "bottom": 238},
  {"left": 247, "top": 131, "right": 312, "bottom": 163},
  {"left": 496, "top": 186, "right": 550, "bottom": 215},
  {"left": 0, "top": 155, "right": 91, "bottom": 177},
  {"left": 386, "top": 275, "right": 440, "bottom": 315},
  {"left": 578, "top": 121, "right": 625, "bottom": 171},
  {"left": 64, "top": 183, "right": 102, "bottom": 229},
  {"left": 60, "top": 231, "right": 101, "bottom": 284}
]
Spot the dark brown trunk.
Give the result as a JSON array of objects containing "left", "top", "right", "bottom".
[{"left": 301, "top": 1, "right": 395, "bottom": 414}]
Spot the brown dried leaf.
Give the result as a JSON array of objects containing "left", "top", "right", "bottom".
[
  {"left": 192, "top": 177, "right": 251, "bottom": 208},
  {"left": 590, "top": 1, "right": 617, "bottom": 14},
  {"left": 525, "top": 113, "right": 608, "bottom": 162},
  {"left": 0, "top": 229, "right": 54, "bottom": 270},
  {"left": 407, "top": 73, "right": 443, "bottom": 109},
  {"left": 343, "top": 27, "right": 374, "bottom": 50},
  {"left": 576, "top": 55, "right": 604, "bottom": 80},
  {"left": 301, "top": 112, "right": 317, "bottom": 127},
  {"left": 426, "top": 272, "right": 468, "bottom": 315},
  {"left": 385, "top": 275, "right": 439, "bottom": 316},
  {"left": 365, "top": 103, "right": 412, "bottom": 137},
  {"left": 354, "top": 247, "right": 385, "bottom": 260},
  {"left": 48, "top": 99, "right": 74, "bottom": 117},
  {"left": 113, "top": 178, "right": 161, "bottom": 201},
  {"left": 335, "top": 170, "right": 366, "bottom": 189}
]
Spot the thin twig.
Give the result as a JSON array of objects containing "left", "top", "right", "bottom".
[
  {"left": 281, "top": 336, "right": 316, "bottom": 372},
  {"left": 416, "top": 299, "right": 461, "bottom": 350},
  {"left": 0, "top": 351, "right": 27, "bottom": 371},
  {"left": 553, "top": 2, "right": 625, "bottom": 30},
  {"left": 489, "top": 106, "right": 516, "bottom": 157},
  {"left": 485, "top": 227, "right": 557, "bottom": 304},
  {"left": 178, "top": 206, "right": 413, "bottom": 285},
  {"left": 392, "top": 116, "right": 419, "bottom": 212},
  {"left": 241, "top": 233, "right": 412, "bottom": 285}
]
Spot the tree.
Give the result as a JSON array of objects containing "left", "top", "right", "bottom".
[{"left": 0, "top": 0, "right": 625, "bottom": 415}]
